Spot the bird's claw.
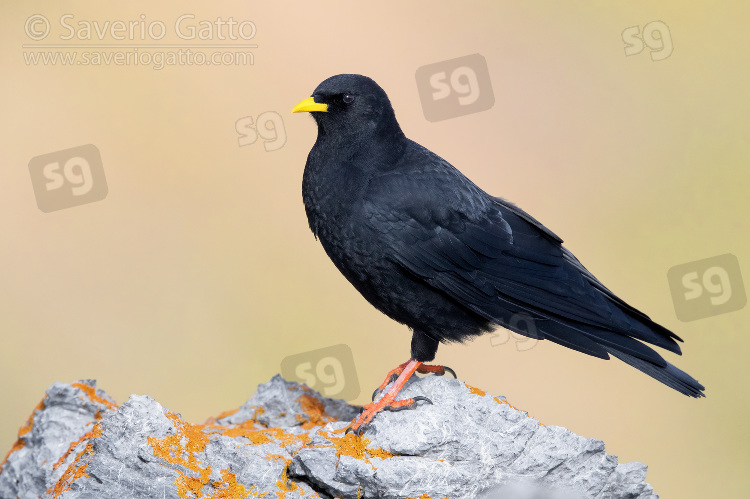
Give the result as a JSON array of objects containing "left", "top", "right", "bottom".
[
  {"left": 346, "top": 420, "right": 369, "bottom": 436},
  {"left": 352, "top": 360, "right": 440, "bottom": 434},
  {"left": 371, "top": 387, "right": 382, "bottom": 402},
  {"left": 413, "top": 395, "right": 433, "bottom": 405}
]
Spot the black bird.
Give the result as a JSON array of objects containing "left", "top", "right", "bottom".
[{"left": 292, "top": 74, "right": 705, "bottom": 432}]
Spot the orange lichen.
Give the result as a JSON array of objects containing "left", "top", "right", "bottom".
[
  {"left": 72, "top": 382, "right": 119, "bottom": 411},
  {"left": 248, "top": 406, "right": 267, "bottom": 429},
  {"left": 6, "top": 388, "right": 330, "bottom": 498},
  {"left": 275, "top": 462, "right": 299, "bottom": 497},
  {"left": 149, "top": 412, "right": 213, "bottom": 498},
  {"left": 296, "top": 394, "right": 334, "bottom": 429},
  {"left": 147, "top": 410, "right": 313, "bottom": 498},
  {"left": 320, "top": 431, "right": 397, "bottom": 464},
  {"left": 0, "top": 397, "right": 46, "bottom": 473},
  {"left": 260, "top": 454, "right": 303, "bottom": 498},
  {"left": 49, "top": 422, "right": 103, "bottom": 498},
  {"left": 18, "top": 399, "right": 45, "bottom": 436},
  {"left": 268, "top": 428, "right": 311, "bottom": 449},
  {"left": 9, "top": 386, "right": 405, "bottom": 498},
  {"left": 205, "top": 417, "right": 311, "bottom": 450},
  {"left": 0, "top": 439, "right": 25, "bottom": 473},
  {"left": 53, "top": 411, "right": 103, "bottom": 470},
  {"left": 209, "top": 468, "right": 250, "bottom": 498},
  {"left": 466, "top": 384, "right": 486, "bottom": 397},
  {"left": 493, "top": 396, "right": 519, "bottom": 410},
  {"left": 247, "top": 486, "right": 271, "bottom": 497},
  {"left": 38, "top": 385, "right": 119, "bottom": 496},
  {"left": 223, "top": 426, "right": 274, "bottom": 445}
]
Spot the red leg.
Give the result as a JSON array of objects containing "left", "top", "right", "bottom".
[
  {"left": 376, "top": 361, "right": 410, "bottom": 391},
  {"left": 370, "top": 361, "right": 457, "bottom": 401},
  {"left": 349, "top": 359, "right": 436, "bottom": 434}
]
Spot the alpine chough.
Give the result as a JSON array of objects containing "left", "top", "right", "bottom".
[{"left": 292, "top": 74, "right": 705, "bottom": 433}]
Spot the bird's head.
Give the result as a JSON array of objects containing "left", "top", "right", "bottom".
[{"left": 292, "top": 74, "right": 403, "bottom": 142}]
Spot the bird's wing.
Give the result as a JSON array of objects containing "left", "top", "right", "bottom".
[
  {"left": 493, "top": 195, "right": 682, "bottom": 342},
  {"left": 363, "top": 163, "right": 681, "bottom": 358}
]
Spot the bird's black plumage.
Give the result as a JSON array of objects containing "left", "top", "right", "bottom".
[{"left": 298, "top": 74, "right": 705, "bottom": 398}]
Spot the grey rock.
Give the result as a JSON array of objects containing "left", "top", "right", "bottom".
[
  {"left": 0, "top": 380, "right": 117, "bottom": 499},
  {"left": 0, "top": 374, "right": 656, "bottom": 499}
]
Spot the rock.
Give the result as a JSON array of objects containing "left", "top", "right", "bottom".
[{"left": 0, "top": 375, "right": 657, "bottom": 499}]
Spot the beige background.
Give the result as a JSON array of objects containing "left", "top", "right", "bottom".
[{"left": 1, "top": 2, "right": 748, "bottom": 497}]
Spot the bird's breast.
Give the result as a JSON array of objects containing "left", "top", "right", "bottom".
[
  {"left": 303, "top": 171, "right": 394, "bottom": 295},
  {"left": 302, "top": 146, "right": 372, "bottom": 238}
]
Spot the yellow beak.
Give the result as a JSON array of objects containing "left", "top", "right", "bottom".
[{"left": 291, "top": 97, "right": 328, "bottom": 113}]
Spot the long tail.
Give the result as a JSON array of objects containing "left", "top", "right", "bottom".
[
  {"left": 605, "top": 346, "right": 705, "bottom": 398},
  {"left": 500, "top": 315, "right": 706, "bottom": 398}
]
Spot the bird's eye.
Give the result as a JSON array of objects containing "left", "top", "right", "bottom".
[{"left": 342, "top": 94, "right": 355, "bottom": 104}]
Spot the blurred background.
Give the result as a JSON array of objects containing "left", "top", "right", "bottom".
[{"left": 1, "top": 1, "right": 748, "bottom": 497}]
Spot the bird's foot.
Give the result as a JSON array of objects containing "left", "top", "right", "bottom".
[
  {"left": 348, "top": 359, "right": 436, "bottom": 435},
  {"left": 371, "top": 361, "right": 456, "bottom": 401}
]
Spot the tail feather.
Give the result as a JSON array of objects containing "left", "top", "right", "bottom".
[
  {"left": 606, "top": 346, "right": 705, "bottom": 398},
  {"left": 513, "top": 317, "right": 706, "bottom": 398}
]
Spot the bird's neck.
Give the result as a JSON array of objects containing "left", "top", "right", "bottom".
[
  {"left": 302, "top": 127, "right": 408, "bottom": 240},
  {"left": 313, "top": 124, "right": 407, "bottom": 169}
]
